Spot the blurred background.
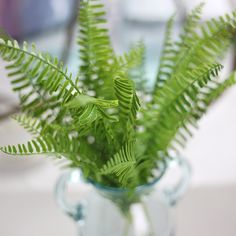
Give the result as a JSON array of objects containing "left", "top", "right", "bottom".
[{"left": 0, "top": 0, "right": 236, "bottom": 235}]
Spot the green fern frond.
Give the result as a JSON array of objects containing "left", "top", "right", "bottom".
[
  {"left": 127, "top": 41, "right": 147, "bottom": 91},
  {"left": 169, "top": 72, "right": 236, "bottom": 150},
  {"left": 114, "top": 76, "right": 140, "bottom": 124},
  {"left": 100, "top": 142, "right": 136, "bottom": 186},
  {"left": 179, "top": 2, "right": 205, "bottom": 46},
  {"left": 74, "top": 104, "right": 102, "bottom": 126},
  {"left": 100, "top": 120, "right": 120, "bottom": 147},
  {"left": 116, "top": 41, "right": 145, "bottom": 74},
  {"left": 156, "top": 2, "right": 205, "bottom": 89},
  {"left": 65, "top": 94, "right": 118, "bottom": 109},
  {"left": 78, "top": 0, "right": 115, "bottom": 97},
  {"left": 0, "top": 132, "right": 80, "bottom": 157},
  {"left": 0, "top": 39, "right": 80, "bottom": 119},
  {"left": 154, "top": 7, "right": 235, "bottom": 92},
  {"left": 171, "top": 11, "right": 236, "bottom": 74},
  {"left": 155, "top": 14, "right": 175, "bottom": 89},
  {"left": 148, "top": 10, "right": 236, "bottom": 155},
  {"left": 0, "top": 135, "right": 57, "bottom": 156},
  {"left": 12, "top": 114, "right": 43, "bottom": 135},
  {"left": 150, "top": 64, "right": 223, "bottom": 152},
  {"left": 200, "top": 71, "right": 236, "bottom": 109},
  {"left": 155, "top": 63, "right": 223, "bottom": 108}
]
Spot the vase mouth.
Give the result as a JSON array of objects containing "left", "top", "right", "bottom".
[{"left": 87, "top": 160, "right": 167, "bottom": 194}]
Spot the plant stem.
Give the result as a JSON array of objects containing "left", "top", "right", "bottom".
[
  {"left": 141, "top": 202, "right": 155, "bottom": 236},
  {"left": 121, "top": 202, "right": 155, "bottom": 236},
  {"left": 122, "top": 210, "right": 132, "bottom": 236}
]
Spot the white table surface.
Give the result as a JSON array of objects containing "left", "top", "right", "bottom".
[{"left": 0, "top": 185, "right": 236, "bottom": 236}]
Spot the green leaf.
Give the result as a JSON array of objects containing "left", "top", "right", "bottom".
[
  {"left": 65, "top": 94, "right": 118, "bottom": 109},
  {"left": 78, "top": 0, "right": 115, "bottom": 98},
  {"left": 148, "top": 64, "right": 224, "bottom": 153},
  {"left": 100, "top": 142, "right": 137, "bottom": 186},
  {"left": 12, "top": 114, "right": 43, "bottom": 135},
  {"left": 0, "top": 39, "right": 81, "bottom": 121},
  {"left": 154, "top": 14, "right": 176, "bottom": 89},
  {"left": 114, "top": 76, "right": 140, "bottom": 124},
  {"left": 76, "top": 104, "right": 101, "bottom": 126}
]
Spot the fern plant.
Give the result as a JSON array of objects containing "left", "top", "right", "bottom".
[{"left": 1, "top": 0, "right": 236, "bottom": 188}]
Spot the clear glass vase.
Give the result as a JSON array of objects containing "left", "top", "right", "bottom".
[{"left": 55, "top": 156, "right": 191, "bottom": 236}]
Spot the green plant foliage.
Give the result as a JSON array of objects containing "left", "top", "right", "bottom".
[
  {"left": 101, "top": 142, "right": 137, "bottom": 187},
  {"left": 1, "top": 1, "right": 236, "bottom": 188}
]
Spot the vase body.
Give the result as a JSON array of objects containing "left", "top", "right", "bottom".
[
  {"left": 76, "top": 185, "right": 174, "bottom": 236},
  {"left": 55, "top": 157, "right": 190, "bottom": 236}
]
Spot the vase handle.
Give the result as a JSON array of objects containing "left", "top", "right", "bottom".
[
  {"left": 55, "top": 169, "right": 87, "bottom": 224},
  {"left": 162, "top": 156, "right": 191, "bottom": 206}
]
